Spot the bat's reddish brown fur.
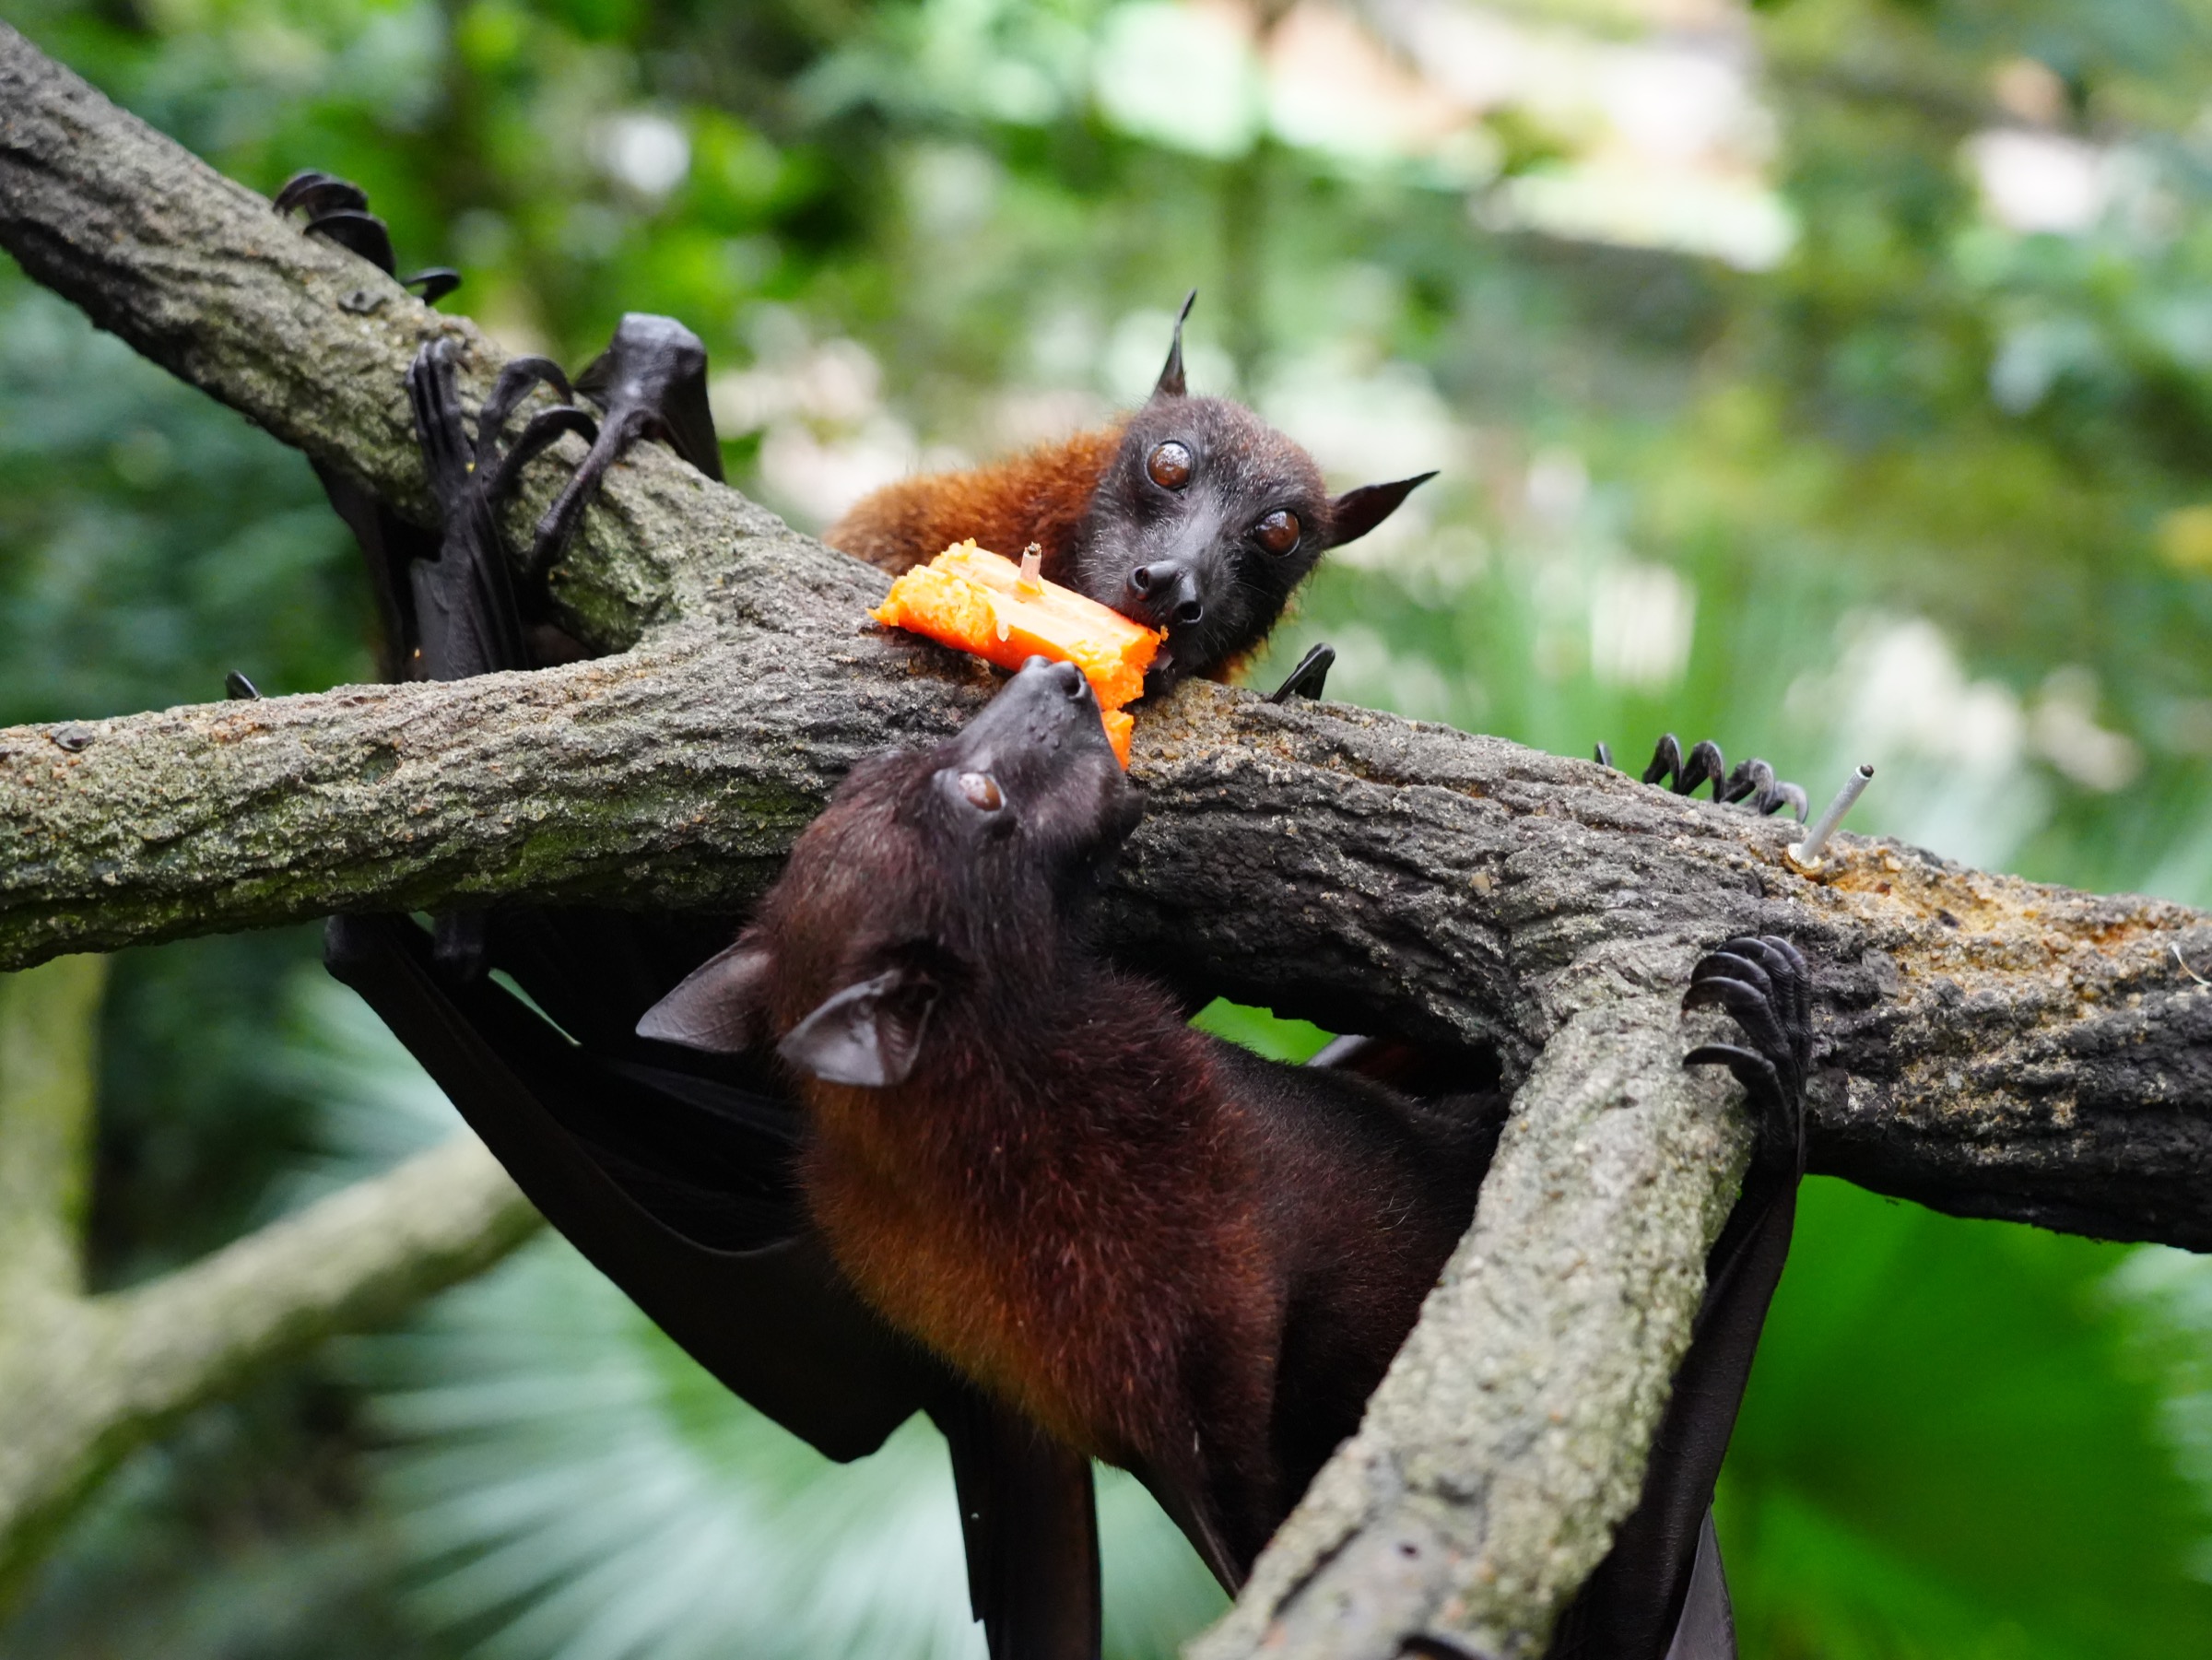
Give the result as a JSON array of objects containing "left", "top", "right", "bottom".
[
  {"left": 822, "top": 296, "right": 1434, "bottom": 688},
  {"left": 826, "top": 425, "right": 1127, "bottom": 581}
]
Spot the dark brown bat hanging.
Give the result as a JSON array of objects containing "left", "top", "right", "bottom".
[
  {"left": 637, "top": 658, "right": 1818, "bottom": 1655},
  {"left": 282, "top": 177, "right": 1104, "bottom": 1657}
]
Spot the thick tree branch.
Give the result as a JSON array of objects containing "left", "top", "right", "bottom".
[
  {"left": 1195, "top": 995, "right": 1747, "bottom": 1659},
  {"left": 10, "top": 668, "right": 2210, "bottom": 1251},
  {"left": 7, "top": 23, "right": 2212, "bottom": 1654},
  {"left": 0, "top": 956, "right": 102, "bottom": 1299}
]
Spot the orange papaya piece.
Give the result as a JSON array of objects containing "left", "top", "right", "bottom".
[{"left": 870, "top": 540, "right": 1161, "bottom": 766}]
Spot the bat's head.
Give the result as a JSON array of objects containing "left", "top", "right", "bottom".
[
  {"left": 1063, "top": 291, "right": 1435, "bottom": 689},
  {"left": 637, "top": 658, "right": 1142, "bottom": 1087}
]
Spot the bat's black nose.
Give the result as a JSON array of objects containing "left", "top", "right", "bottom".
[
  {"left": 1012, "top": 656, "right": 1095, "bottom": 712},
  {"left": 1127, "top": 560, "right": 1203, "bottom": 627}
]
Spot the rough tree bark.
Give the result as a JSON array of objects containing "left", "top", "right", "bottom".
[{"left": 6, "top": 24, "right": 2212, "bottom": 1656}]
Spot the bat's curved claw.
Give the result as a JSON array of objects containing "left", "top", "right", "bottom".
[
  {"left": 1595, "top": 739, "right": 1614, "bottom": 769},
  {"left": 1678, "top": 739, "right": 1727, "bottom": 797},
  {"left": 1720, "top": 756, "right": 1771, "bottom": 806},
  {"left": 1686, "top": 948, "right": 1774, "bottom": 1009},
  {"left": 274, "top": 171, "right": 460, "bottom": 308},
  {"left": 1683, "top": 932, "right": 1812, "bottom": 1173},
  {"left": 402, "top": 267, "right": 463, "bottom": 305},
  {"left": 1721, "top": 756, "right": 1810, "bottom": 822},
  {"left": 492, "top": 407, "right": 602, "bottom": 504},
  {"left": 1266, "top": 642, "right": 1335, "bottom": 704},
  {"left": 1618, "top": 731, "right": 1809, "bottom": 820},
  {"left": 1639, "top": 733, "right": 1728, "bottom": 796},
  {"left": 273, "top": 171, "right": 367, "bottom": 218},
  {"left": 299, "top": 207, "right": 396, "bottom": 273},
  {"left": 476, "top": 357, "right": 580, "bottom": 466}
]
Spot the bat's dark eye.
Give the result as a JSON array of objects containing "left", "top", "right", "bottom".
[
  {"left": 1253, "top": 509, "right": 1300, "bottom": 554},
  {"left": 1147, "top": 441, "right": 1193, "bottom": 490},
  {"left": 959, "top": 771, "right": 1004, "bottom": 811}
]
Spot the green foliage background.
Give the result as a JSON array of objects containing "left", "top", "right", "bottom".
[{"left": 7, "top": 0, "right": 2212, "bottom": 1653}]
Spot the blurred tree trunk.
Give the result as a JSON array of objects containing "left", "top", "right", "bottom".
[
  {"left": 0, "top": 955, "right": 542, "bottom": 1613},
  {"left": 6, "top": 23, "right": 2212, "bottom": 1658}
]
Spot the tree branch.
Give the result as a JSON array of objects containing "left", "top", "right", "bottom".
[
  {"left": 0, "top": 949, "right": 541, "bottom": 1607},
  {"left": 0, "top": 956, "right": 103, "bottom": 1299},
  {"left": 1195, "top": 994, "right": 1747, "bottom": 1659},
  {"left": 10, "top": 666, "right": 2210, "bottom": 1252},
  {"left": 0, "top": 1134, "right": 539, "bottom": 1604},
  {"left": 7, "top": 22, "right": 2211, "bottom": 1654}
]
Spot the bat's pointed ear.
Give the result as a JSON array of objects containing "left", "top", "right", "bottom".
[
  {"left": 1325, "top": 471, "right": 1436, "bottom": 548},
  {"left": 778, "top": 967, "right": 938, "bottom": 1089},
  {"left": 637, "top": 940, "right": 773, "bottom": 1054},
  {"left": 1151, "top": 289, "right": 1198, "bottom": 401}
]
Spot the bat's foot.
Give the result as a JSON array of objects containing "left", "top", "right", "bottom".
[
  {"left": 1683, "top": 935, "right": 1811, "bottom": 1174},
  {"left": 274, "top": 171, "right": 459, "bottom": 302},
  {"left": 402, "top": 340, "right": 600, "bottom": 977},
  {"left": 406, "top": 337, "right": 599, "bottom": 565},
  {"left": 1598, "top": 734, "right": 1808, "bottom": 822},
  {"left": 528, "top": 314, "right": 724, "bottom": 577},
  {"left": 1265, "top": 642, "right": 1335, "bottom": 704}
]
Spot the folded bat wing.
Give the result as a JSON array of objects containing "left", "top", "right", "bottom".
[
  {"left": 325, "top": 911, "right": 1104, "bottom": 1657},
  {"left": 324, "top": 910, "right": 928, "bottom": 1458}
]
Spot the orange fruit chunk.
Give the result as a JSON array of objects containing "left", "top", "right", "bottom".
[{"left": 871, "top": 540, "right": 1162, "bottom": 766}]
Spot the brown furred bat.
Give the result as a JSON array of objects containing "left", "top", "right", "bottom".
[
  {"left": 825, "top": 293, "right": 1434, "bottom": 689},
  {"left": 280, "top": 180, "right": 1806, "bottom": 1654},
  {"left": 636, "top": 662, "right": 1813, "bottom": 1660},
  {"left": 637, "top": 657, "right": 1504, "bottom": 1576}
]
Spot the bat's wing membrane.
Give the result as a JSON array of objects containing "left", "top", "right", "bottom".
[
  {"left": 935, "top": 1387, "right": 1103, "bottom": 1659},
  {"left": 327, "top": 912, "right": 1107, "bottom": 1657},
  {"left": 324, "top": 911, "right": 931, "bottom": 1460},
  {"left": 278, "top": 202, "right": 1106, "bottom": 1648}
]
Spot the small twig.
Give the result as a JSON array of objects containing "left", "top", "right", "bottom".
[{"left": 1787, "top": 762, "right": 1875, "bottom": 870}]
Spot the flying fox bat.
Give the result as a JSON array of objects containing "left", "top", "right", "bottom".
[{"left": 636, "top": 658, "right": 1815, "bottom": 1654}]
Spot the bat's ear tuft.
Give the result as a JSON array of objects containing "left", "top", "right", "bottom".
[
  {"left": 778, "top": 967, "right": 939, "bottom": 1089},
  {"left": 1150, "top": 288, "right": 1198, "bottom": 401},
  {"left": 637, "top": 940, "right": 773, "bottom": 1054}
]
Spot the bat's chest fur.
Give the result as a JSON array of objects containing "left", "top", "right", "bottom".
[{"left": 801, "top": 1065, "right": 1274, "bottom": 1466}]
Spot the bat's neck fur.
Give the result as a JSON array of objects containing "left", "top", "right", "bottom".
[
  {"left": 798, "top": 953, "right": 1276, "bottom": 1467},
  {"left": 823, "top": 423, "right": 1129, "bottom": 581}
]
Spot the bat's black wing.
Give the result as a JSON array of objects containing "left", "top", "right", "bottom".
[
  {"left": 1547, "top": 936, "right": 1813, "bottom": 1660},
  {"left": 531, "top": 313, "right": 724, "bottom": 578},
  {"left": 936, "top": 1385, "right": 1103, "bottom": 1659},
  {"left": 574, "top": 312, "right": 724, "bottom": 482},
  {"left": 280, "top": 227, "right": 1108, "bottom": 1651},
  {"left": 328, "top": 911, "right": 1105, "bottom": 1656},
  {"left": 324, "top": 911, "right": 931, "bottom": 1456}
]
